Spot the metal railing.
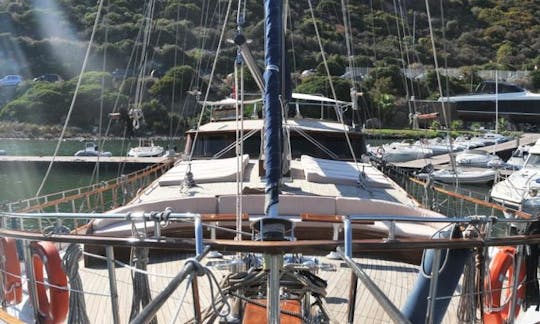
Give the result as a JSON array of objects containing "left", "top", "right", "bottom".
[{"left": 1, "top": 160, "right": 174, "bottom": 215}]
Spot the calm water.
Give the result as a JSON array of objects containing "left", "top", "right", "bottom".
[
  {"left": 0, "top": 138, "right": 493, "bottom": 208},
  {"left": 0, "top": 138, "right": 183, "bottom": 203}
]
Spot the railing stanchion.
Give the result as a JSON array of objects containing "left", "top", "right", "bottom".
[
  {"left": 508, "top": 244, "right": 525, "bottom": 322},
  {"left": 23, "top": 240, "right": 40, "bottom": 321},
  {"left": 426, "top": 249, "right": 442, "bottom": 324},
  {"left": 105, "top": 246, "right": 121, "bottom": 324}
]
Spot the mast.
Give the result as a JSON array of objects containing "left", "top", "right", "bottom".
[
  {"left": 257, "top": 2, "right": 293, "bottom": 323},
  {"left": 263, "top": 0, "right": 282, "bottom": 218}
]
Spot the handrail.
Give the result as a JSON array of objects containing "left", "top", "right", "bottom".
[
  {"left": 408, "top": 176, "right": 532, "bottom": 219},
  {"left": 3, "top": 211, "right": 531, "bottom": 225},
  {"left": 2, "top": 160, "right": 174, "bottom": 213}
]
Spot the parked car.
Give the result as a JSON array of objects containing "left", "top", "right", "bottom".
[
  {"left": 33, "top": 74, "right": 63, "bottom": 82},
  {"left": 0, "top": 75, "right": 23, "bottom": 87}
]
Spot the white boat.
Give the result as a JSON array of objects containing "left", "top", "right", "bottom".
[
  {"left": 506, "top": 145, "right": 531, "bottom": 170},
  {"left": 1, "top": 2, "right": 539, "bottom": 324},
  {"left": 418, "top": 168, "right": 497, "bottom": 185},
  {"left": 481, "top": 132, "right": 511, "bottom": 145},
  {"left": 439, "top": 81, "right": 540, "bottom": 123},
  {"left": 127, "top": 139, "right": 164, "bottom": 157},
  {"left": 372, "top": 141, "right": 433, "bottom": 162},
  {"left": 491, "top": 139, "right": 540, "bottom": 215},
  {"left": 416, "top": 137, "right": 468, "bottom": 155},
  {"left": 74, "top": 142, "right": 112, "bottom": 157},
  {"left": 456, "top": 149, "right": 503, "bottom": 167}
]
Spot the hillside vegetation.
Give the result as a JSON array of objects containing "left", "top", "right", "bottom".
[{"left": 0, "top": 0, "right": 539, "bottom": 135}]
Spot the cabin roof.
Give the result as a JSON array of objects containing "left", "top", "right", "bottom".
[{"left": 187, "top": 119, "right": 352, "bottom": 133}]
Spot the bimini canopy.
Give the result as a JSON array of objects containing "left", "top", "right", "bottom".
[
  {"left": 200, "top": 93, "right": 351, "bottom": 107},
  {"left": 291, "top": 93, "right": 351, "bottom": 106}
]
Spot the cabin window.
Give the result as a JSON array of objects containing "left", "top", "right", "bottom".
[
  {"left": 190, "top": 134, "right": 261, "bottom": 158},
  {"left": 525, "top": 154, "right": 540, "bottom": 169},
  {"left": 190, "top": 131, "right": 366, "bottom": 160}
]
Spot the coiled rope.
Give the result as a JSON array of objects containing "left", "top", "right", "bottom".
[
  {"left": 129, "top": 247, "right": 156, "bottom": 324},
  {"left": 62, "top": 244, "right": 90, "bottom": 324}
]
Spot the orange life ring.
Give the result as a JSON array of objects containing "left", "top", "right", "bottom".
[
  {"left": 0, "top": 238, "right": 22, "bottom": 305},
  {"left": 31, "top": 241, "right": 69, "bottom": 324},
  {"left": 484, "top": 246, "right": 526, "bottom": 324}
]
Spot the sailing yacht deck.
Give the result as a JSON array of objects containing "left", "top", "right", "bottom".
[
  {"left": 68, "top": 253, "right": 460, "bottom": 323},
  {"left": 115, "top": 157, "right": 417, "bottom": 210}
]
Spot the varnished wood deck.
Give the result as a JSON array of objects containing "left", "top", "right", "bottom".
[{"left": 71, "top": 252, "right": 462, "bottom": 323}]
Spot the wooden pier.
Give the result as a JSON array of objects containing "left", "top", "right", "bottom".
[{"left": 394, "top": 132, "right": 540, "bottom": 169}]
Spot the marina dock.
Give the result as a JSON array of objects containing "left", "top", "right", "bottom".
[
  {"left": 0, "top": 155, "right": 172, "bottom": 165},
  {"left": 394, "top": 132, "right": 540, "bottom": 169}
]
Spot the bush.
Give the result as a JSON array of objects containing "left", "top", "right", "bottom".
[{"left": 149, "top": 65, "right": 196, "bottom": 101}]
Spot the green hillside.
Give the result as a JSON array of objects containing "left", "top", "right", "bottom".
[{"left": 0, "top": 0, "right": 539, "bottom": 135}]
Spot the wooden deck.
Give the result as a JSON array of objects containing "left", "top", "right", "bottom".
[
  {"left": 60, "top": 253, "right": 463, "bottom": 323},
  {"left": 394, "top": 133, "right": 540, "bottom": 169}
]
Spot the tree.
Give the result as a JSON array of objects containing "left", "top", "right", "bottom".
[
  {"left": 149, "top": 65, "right": 196, "bottom": 101},
  {"left": 295, "top": 76, "right": 351, "bottom": 101},
  {"left": 529, "top": 69, "right": 540, "bottom": 91}
]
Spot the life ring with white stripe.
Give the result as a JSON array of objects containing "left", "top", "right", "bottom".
[
  {"left": 484, "top": 246, "right": 526, "bottom": 324},
  {"left": 32, "top": 241, "right": 69, "bottom": 324},
  {"left": 0, "top": 237, "right": 22, "bottom": 305}
]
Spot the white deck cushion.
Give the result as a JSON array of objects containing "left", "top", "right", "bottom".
[
  {"left": 300, "top": 155, "right": 393, "bottom": 187},
  {"left": 158, "top": 155, "right": 249, "bottom": 186}
]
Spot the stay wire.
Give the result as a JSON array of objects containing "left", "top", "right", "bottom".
[{"left": 35, "top": 0, "right": 105, "bottom": 197}]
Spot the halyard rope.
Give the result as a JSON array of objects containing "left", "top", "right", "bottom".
[{"left": 62, "top": 243, "right": 90, "bottom": 324}]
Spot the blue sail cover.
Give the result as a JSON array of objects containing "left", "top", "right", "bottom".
[{"left": 263, "top": 0, "right": 282, "bottom": 216}]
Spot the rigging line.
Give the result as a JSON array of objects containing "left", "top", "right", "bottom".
[
  {"left": 424, "top": 0, "right": 458, "bottom": 181},
  {"left": 291, "top": 126, "right": 339, "bottom": 160},
  {"left": 306, "top": 0, "right": 340, "bottom": 122},
  {"left": 397, "top": 0, "right": 413, "bottom": 70},
  {"left": 134, "top": 0, "right": 157, "bottom": 110},
  {"left": 392, "top": 0, "right": 414, "bottom": 118},
  {"left": 172, "top": 11, "right": 195, "bottom": 139},
  {"left": 35, "top": 0, "right": 105, "bottom": 197},
  {"left": 440, "top": 0, "right": 450, "bottom": 97},
  {"left": 302, "top": 0, "right": 362, "bottom": 171},
  {"left": 237, "top": 53, "right": 246, "bottom": 241},
  {"left": 234, "top": 59, "right": 242, "bottom": 241},
  {"left": 168, "top": 4, "right": 181, "bottom": 147},
  {"left": 340, "top": 0, "right": 355, "bottom": 78},
  {"left": 91, "top": 0, "right": 111, "bottom": 186},
  {"left": 212, "top": 129, "right": 259, "bottom": 159},
  {"left": 188, "top": 0, "right": 234, "bottom": 161},
  {"left": 169, "top": 273, "right": 193, "bottom": 324}
]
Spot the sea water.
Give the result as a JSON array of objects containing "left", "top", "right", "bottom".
[{"left": 0, "top": 138, "right": 181, "bottom": 203}]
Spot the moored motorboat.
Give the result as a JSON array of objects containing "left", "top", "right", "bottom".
[
  {"left": 456, "top": 148, "right": 503, "bottom": 168},
  {"left": 417, "top": 167, "right": 497, "bottom": 185},
  {"left": 127, "top": 139, "right": 164, "bottom": 157},
  {"left": 491, "top": 139, "right": 540, "bottom": 215},
  {"left": 371, "top": 141, "right": 433, "bottom": 162},
  {"left": 1, "top": 1, "right": 540, "bottom": 323},
  {"left": 506, "top": 144, "right": 531, "bottom": 170},
  {"left": 74, "top": 142, "right": 112, "bottom": 157}
]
